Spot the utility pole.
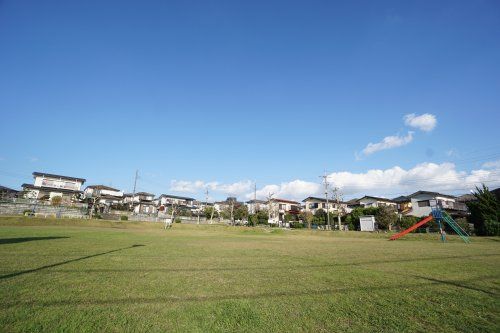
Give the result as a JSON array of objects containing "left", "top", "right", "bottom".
[
  {"left": 204, "top": 188, "right": 209, "bottom": 224},
  {"left": 320, "top": 171, "right": 330, "bottom": 229},
  {"left": 131, "top": 170, "right": 139, "bottom": 212},
  {"left": 254, "top": 182, "right": 257, "bottom": 214},
  {"left": 132, "top": 170, "right": 138, "bottom": 194}
]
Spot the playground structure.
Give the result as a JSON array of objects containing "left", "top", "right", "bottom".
[{"left": 390, "top": 204, "right": 470, "bottom": 243}]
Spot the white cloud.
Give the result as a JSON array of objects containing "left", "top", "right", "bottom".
[
  {"left": 327, "top": 162, "right": 500, "bottom": 197},
  {"left": 482, "top": 160, "right": 500, "bottom": 169},
  {"left": 28, "top": 157, "right": 39, "bottom": 162},
  {"left": 361, "top": 131, "right": 414, "bottom": 156},
  {"left": 171, "top": 161, "right": 500, "bottom": 202},
  {"left": 404, "top": 113, "right": 437, "bottom": 132}
]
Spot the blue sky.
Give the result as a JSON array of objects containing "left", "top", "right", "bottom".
[{"left": 1, "top": 0, "right": 499, "bottom": 200}]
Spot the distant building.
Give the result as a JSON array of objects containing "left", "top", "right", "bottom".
[
  {"left": 214, "top": 197, "right": 244, "bottom": 213},
  {"left": 245, "top": 199, "right": 267, "bottom": 214},
  {"left": 356, "top": 196, "right": 397, "bottom": 209},
  {"left": 84, "top": 185, "right": 124, "bottom": 212},
  {"left": 392, "top": 196, "right": 411, "bottom": 214},
  {"left": 302, "top": 196, "right": 348, "bottom": 215},
  {"left": 157, "top": 194, "right": 195, "bottom": 208},
  {"left": 404, "top": 191, "right": 467, "bottom": 217},
  {"left": 0, "top": 185, "right": 18, "bottom": 199},
  {"left": 124, "top": 192, "right": 157, "bottom": 214},
  {"left": 22, "top": 172, "right": 85, "bottom": 201},
  {"left": 267, "top": 198, "right": 301, "bottom": 224}
]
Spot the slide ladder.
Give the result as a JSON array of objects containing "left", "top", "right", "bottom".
[
  {"left": 390, "top": 215, "right": 433, "bottom": 240},
  {"left": 442, "top": 211, "right": 470, "bottom": 243}
]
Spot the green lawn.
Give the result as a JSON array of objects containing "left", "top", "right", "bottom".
[{"left": 0, "top": 217, "right": 499, "bottom": 332}]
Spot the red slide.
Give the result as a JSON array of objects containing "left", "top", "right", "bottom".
[{"left": 390, "top": 215, "right": 434, "bottom": 240}]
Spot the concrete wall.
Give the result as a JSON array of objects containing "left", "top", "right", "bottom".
[{"left": 0, "top": 201, "right": 88, "bottom": 218}]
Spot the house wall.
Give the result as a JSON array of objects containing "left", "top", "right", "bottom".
[
  {"left": 359, "top": 198, "right": 397, "bottom": 208},
  {"left": 408, "top": 194, "right": 456, "bottom": 217},
  {"left": 160, "top": 197, "right": 193, "bottom": 206},
  {"left": 34, "top": 176, "right": 83, "bottom": 191}
]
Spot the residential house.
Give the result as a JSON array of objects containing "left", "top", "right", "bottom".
[
  {"left": 0, "top": 185, "right": 18, "bottom": 199},
  {"left": 157, "top": 194, "right": 195, "bottom": 208},
  {"left": 214, "top": 197, "right": 244, "bottom": 214},
  {"left": 245, "top": 199, "right": 267, "bottom": 214},
  {"left": 392, "top": 196, "right": 411, "bottom": 214},
  {"left": 156, "top": 194, "right": 197, "bottom": 214},
  {"left": 84, "top": 185, "right": 124, "bottom": 213},
  {"left": 267, "top": 198, "right": 301, "bottom": 224},
  {"left": 302, "top": 196, "right": 349, "bottom": 215},
  {"left": 404, "top": 191, "right": 468, "bottom": 218},
  {"left": 357, "top": 196, "right": 397, "bottom": 209},
  {"left": 124, "top": 192, "right": 157, "bottom": 214},
  {"left": 22, "top": 172, "right": 85, "bottom": 202}
]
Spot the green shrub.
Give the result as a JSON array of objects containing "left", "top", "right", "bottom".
[
  {"left": 175, "top": 217, "right": 182, "bottom": 223},
  {"left": 51, "top": 196, "right": 62, "bottom": 206},
  {"left": 398, "top": 216, "right": 420, "bottom": 230},
  {"left": 23, "top": 210, "right": 34, "bottom": 216},
  {"left": 120, "top": 215, "right": 128, "bottom": 221},
  {"left": 290, "top": 222, "right": 304, "bottom": 229}
]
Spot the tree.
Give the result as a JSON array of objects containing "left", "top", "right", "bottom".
[
  {"left": 234, "top": 205, "right": 248, "bottom": 221},
  {"left": 466, "top": 184, "right": 500, "bottom": 236},
  {"left": 284, "top": 213, "right": 299, "bottom": 222},
  {"left": 51, "top": 196, "right": 62, "bottom": 206},
  {"left": 255, "top": 209, "right": 269, "bottom": 225},
  {"left": 313, "top": 209, "right": 326, "bottom": 225},
  {"left": 397, "top": 215, "right": 420, "bottom": 230},
  {"left": 376, "top": 205, "right": 397, "bottom": 230},
  {"left": 299, "top": 211, "right": 314, "bottom": 229},
  {"left": 204, "top": 206, "right": 219, "bottom": 219}
]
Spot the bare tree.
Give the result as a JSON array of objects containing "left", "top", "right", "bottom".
[{"left": 267, "top": 192, "right": 275, "bottom": 224}]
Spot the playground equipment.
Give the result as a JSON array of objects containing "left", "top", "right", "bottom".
[{"left": 390, "top": 206, "right": 470, "bottom": 243}]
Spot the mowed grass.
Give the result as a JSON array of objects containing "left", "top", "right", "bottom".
[{"left": 0, "top": 217, "right": 499, "bottom": 332}]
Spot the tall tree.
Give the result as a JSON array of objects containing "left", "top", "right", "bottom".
[{"left": 467, "top": 184, "right": 500, "bottom": 236}]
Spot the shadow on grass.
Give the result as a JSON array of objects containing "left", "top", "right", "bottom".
[
  {"left": 0, "top": 244, "right": 145, "bottom": 280},
  {"left": 2, "top": 275, "right": 497, "bottom": 309},
  {"left": 0, "top": 236, "right": 69, "bottom": 245},
  {"left": 48, "top": 253, "right": 500, "bottom": 274},
  {"left": 412, "top": 275, "right": 497, "bottom": 296}
]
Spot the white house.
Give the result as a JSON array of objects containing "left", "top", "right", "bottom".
[
  {"left": 302, "top": 196, "right": 349, "bottom": 215},
  {"left": 157, "top": 194, "right": 195, "bottom": 208},
  {"left": 404, "top": 191, "right": 467, "bottom": 217},
  {"left": 214, "top": 197, "right": 244, "bottom": 213},
  {"left": 84, "top": 185, "right": 124, "bottom": 212},
  {"left": 267, "top": 198, "right": 301, "bottom": 224},
  {"left": 245, "top": 199, "right": 267, "bottom": 214},
  {"left": 22, "top": 172, "right": 85, "bottom": 201},
  {"left": 124, "top": 192, "right": 157, "bottom": 214},
  {"left": 357, "top": 196, "right": 397, "bottom": 209}
]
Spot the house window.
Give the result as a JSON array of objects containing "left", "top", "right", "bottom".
[{"left": 417, "top": 200, "right": 430, "bottom": 207}]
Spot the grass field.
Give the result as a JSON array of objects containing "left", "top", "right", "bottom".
[{"left": 0, "top": 216, "right": 499, "bottom": 332}]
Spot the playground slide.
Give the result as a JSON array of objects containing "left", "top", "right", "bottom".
[{"left": 390, "top": 215, "right": 433, "bottom": 240}]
